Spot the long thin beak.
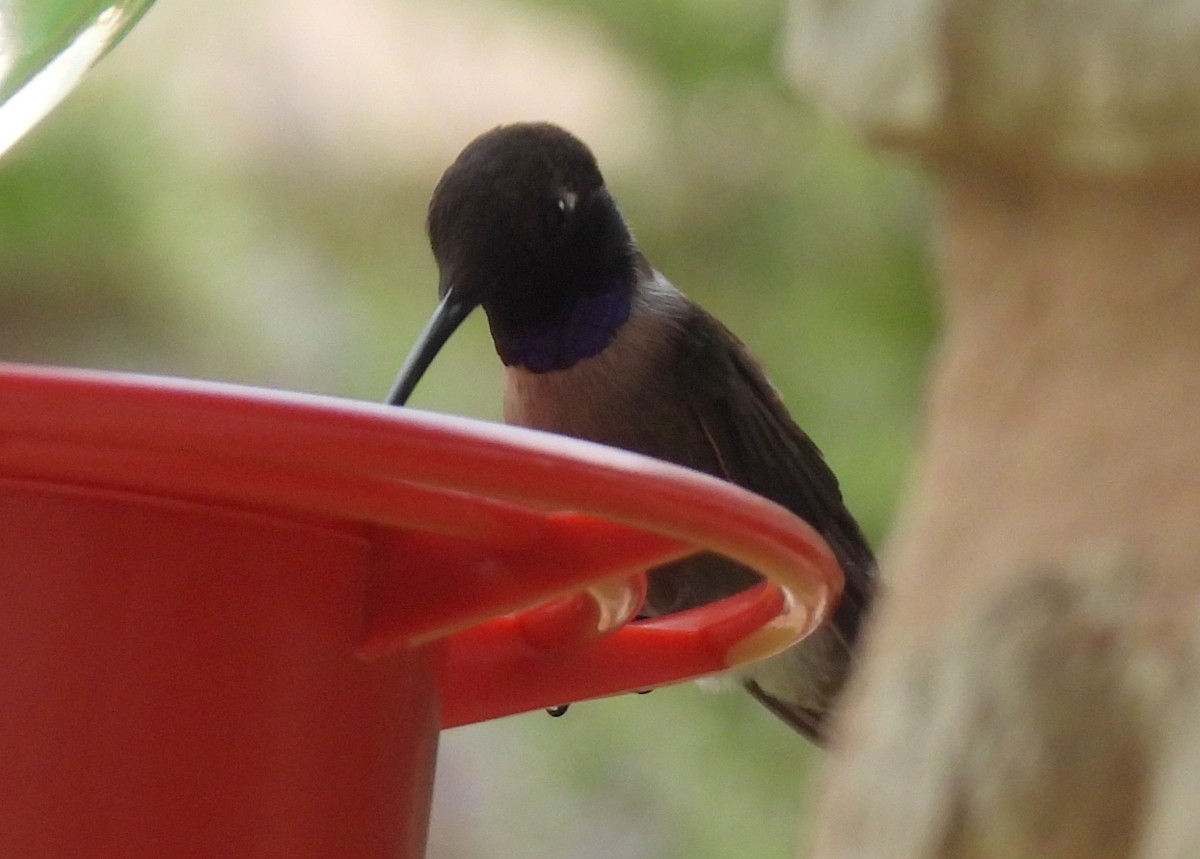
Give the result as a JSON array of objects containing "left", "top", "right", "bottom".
[{"left": 386, "top": 289, "right": 477, "bottom": 406}]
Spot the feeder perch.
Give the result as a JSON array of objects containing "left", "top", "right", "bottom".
[{"left": 0, "top": 363, "right": 841, "bottom": 858}]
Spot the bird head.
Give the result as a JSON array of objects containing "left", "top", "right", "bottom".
[{"left": 389, "top": 122, "right": 636, "bottom": 404}]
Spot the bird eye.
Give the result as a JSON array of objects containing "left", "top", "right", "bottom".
[{"left": 541, "top": 196, "right": 571, "bottom": 236}]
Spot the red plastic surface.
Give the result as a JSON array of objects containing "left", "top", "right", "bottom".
[{"left": 0, "top": 363, "right": 843, "bottom": 858}]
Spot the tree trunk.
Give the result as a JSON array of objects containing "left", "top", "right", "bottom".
[{"left": 784, "top": 2, "right": 1200, "bottom": 855}]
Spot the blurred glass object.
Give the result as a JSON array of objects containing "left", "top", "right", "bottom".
[{"left": 0, "top": 1, "right": 153, "bottom": 155}]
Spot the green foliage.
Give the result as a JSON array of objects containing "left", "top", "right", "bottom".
[{"left": 527, "top": 0, "right": 784, "bottom": 85}]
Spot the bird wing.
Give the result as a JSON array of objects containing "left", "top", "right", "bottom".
[{"left": 672, "top": 308, "right": 876, "bottom": 628}]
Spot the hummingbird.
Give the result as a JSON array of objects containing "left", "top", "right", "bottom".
[{"left": 387, "top": 122, "right": 875, "bottom": 743}]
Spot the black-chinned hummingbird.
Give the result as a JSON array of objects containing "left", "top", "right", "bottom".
[{"left": 388, "top": 122, "right": 875, "bottom": 743}]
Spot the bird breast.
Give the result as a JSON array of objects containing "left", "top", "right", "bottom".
[{"left": 503, "top": 273, "right": 690, "bottom": 448}]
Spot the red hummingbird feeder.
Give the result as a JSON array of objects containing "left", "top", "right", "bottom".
[{"left": 0, "top": 363, "right": 841, "bottom": 858}]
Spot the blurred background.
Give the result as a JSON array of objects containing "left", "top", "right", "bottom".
[{"left": 0, "top": 0, "right": 934, "bottom": 855}]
